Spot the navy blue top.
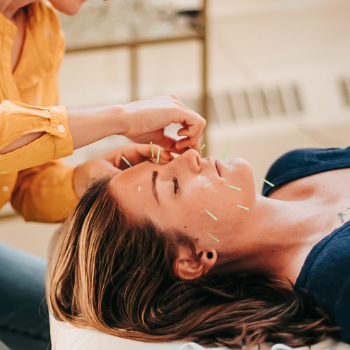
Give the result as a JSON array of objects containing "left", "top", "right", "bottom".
[{"left": 262, "top": 147, "right": 350, "bottom": 343}]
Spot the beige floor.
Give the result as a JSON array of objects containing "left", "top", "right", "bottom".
[
  {"left": 0, "top": 217, "right": 59, "bottom": 258},
  {"left": 1, "top": 0, "right": 350, "bottom": 259}
]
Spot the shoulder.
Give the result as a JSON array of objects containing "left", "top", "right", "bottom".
[
  {"left": 26, "top": 1, "right": 61, "bottom": 34},
  {"left": 26, "top": 1, "right": 65, "bottom": 67},
  {"left": 334, "top": 277, "right": 350, "bottom": 342},
  {"left": 262, "top": 146, "right": 350, "bottom": 197},
  {"left": 297, "top": 221, "right": 350, "bottom": 289},
  {"left": 296, "top": 222, "right": 350, "bottom": 341},
  {"left": 27, "top": 1, "right": 58, "bottom": 19}
]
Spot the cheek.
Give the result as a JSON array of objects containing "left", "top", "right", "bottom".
[
  {"left": 189, "top": 183, "right": 252, "bottom": 235},
  {"left": 173, "top": 188, "right": 218, "bottom": 232},
  {"left": 153, "top": 197, "right": 196, "bottom": 233}
]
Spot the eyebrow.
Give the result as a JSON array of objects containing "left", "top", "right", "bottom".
[{"left": 152, "top": 171, "right": 159, "bottom": 204}]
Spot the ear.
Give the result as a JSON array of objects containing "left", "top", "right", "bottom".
[{"left": 173, "top": 245, "right": 217, "bottom": 280}]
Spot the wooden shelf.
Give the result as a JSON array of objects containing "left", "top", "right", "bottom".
[
  {"left": 64, "top": 0, "right": 208, "bottom": 156},
  {"left": 65, "top": 31, "right": 204, "bottom": 53}
]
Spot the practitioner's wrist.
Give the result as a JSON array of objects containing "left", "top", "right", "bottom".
[
  {"left": 68, "top": 105, "right": 126, "bottom": 150},
  {"left": 109, "top": 104, "right": 128, "bottom": 137}
]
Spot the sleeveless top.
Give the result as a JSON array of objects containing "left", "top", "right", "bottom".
[{"left": 262, "top": 147, "right": 350, "bottom": 343}]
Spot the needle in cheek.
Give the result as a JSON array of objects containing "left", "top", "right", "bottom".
[
  {"left": 204, "top": 209, "right": 217, "bottom": 220},
  {"left": 237, "top": 205, "right": 249, "bottom": 210},
  {"left": 203, "top": 230, "right": 220, "bottom": 242},
  {"left": 224, "top": 184, "right": 241, "bottom": 191}
]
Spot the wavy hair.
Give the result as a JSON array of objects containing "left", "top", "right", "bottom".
[{"left": 48, "top": 177, "right": 340, "bottom": 349}]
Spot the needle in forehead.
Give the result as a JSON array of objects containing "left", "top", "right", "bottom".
[{"left": 152, "top": 171, "right": 159, "bottom": 204}]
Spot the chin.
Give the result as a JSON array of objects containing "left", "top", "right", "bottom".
[
  {"left": 231, "top": 157, "right": 252, "bottom": 172},
  {"left": 231, "top": 157, "right": 255, "bottom": 185},
  {"left": 61, "top": 6, "right": 82, "bottom": 16},
  {"left": 50, "top": 0, "right": 84, "bottom": 16}
]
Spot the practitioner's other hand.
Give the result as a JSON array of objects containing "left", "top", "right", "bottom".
[
  {"left": 72, "top": 144, "right": 173, "bottom": 197},
  {"left": 110, "top": 143, "right": 174, "bottom": 170},
  {"left": 119, "top": 94, "right": 206, "bottom": 153}
]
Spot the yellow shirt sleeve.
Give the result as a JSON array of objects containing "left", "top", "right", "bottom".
[
  {"left": 0, "top": 1, "right": 80, "bottom": 222},
  {"left": 11, "top": 160, "right": 79, "bottom": 223},
  {"left": 0, "top": 100, "right": 73, "bottom": 172}
]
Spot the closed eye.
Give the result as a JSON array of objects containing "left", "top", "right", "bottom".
[{"left": 172, "top": 177, "right": 179, "bottom": 194}]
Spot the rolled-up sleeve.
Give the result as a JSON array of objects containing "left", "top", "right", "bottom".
[
  {"left": 0, "top": 100, "right": 73, "bottom": 172},
  {"left": 11, "top": 160, "right": 79, "bottom": 223}
]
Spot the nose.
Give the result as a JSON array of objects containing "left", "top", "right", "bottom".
[{"left": 172, "top": 149, "right": 201, "bottom": 172}]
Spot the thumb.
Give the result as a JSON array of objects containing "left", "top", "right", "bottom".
[{"left": 157, "top": 135, "right": 179, "bottom": 153}]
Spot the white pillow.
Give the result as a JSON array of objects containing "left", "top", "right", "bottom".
[
  {"left": 50, "top": 313, "right": 347, "bottom": 350},
  {"left": 49, "top": 313, "right": 229, "bottom": 350}
]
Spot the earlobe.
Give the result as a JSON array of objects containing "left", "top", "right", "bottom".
[
  {"left": 173, "top": 246, "right": 217, "bottom": 280},
  {"left": 175, "top": 259, "right": 206, "bottom": 280}
]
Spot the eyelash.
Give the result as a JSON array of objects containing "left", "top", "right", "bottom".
[{"left": 172, "top": 177, "right": 179, "bottom": 194}]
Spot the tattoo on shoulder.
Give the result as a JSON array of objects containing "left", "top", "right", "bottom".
[
  {"left": 338, "top": 212, "right": 345, "bottom": 224},
  {"left": 337, "top": 207, "right": 350, "bottom": 224}
]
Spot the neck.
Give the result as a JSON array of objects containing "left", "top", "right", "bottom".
[
  {"left": 218, "top": 195, "right": 333, "bottom": 280},
  {"left": 0, "top": 0, "right": 38, "bottom": 22}
]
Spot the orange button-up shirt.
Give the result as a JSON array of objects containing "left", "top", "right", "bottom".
[{"left": 0, "top": 2, "right": 79, "bottom": 222}]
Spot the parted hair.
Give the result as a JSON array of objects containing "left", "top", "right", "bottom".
[{"left": 48, "top": 176, "right": 340, "bottom": 349}]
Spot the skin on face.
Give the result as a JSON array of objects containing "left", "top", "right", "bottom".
[
  {"left": 49, "top": 0, "right": 87, "bottom": 15},
  {"left": 111, "top": 149, "right": 257, "bottom": 279}
]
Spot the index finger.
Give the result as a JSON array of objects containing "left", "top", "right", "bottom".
[
  {"left": 172, "top": 111, "right": 206, "bottom": 148},
  {"left": 175, "top": 108, "right": 206, "bottom": 127}
]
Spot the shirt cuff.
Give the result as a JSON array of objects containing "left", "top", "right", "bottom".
[
  {"left": 0, "top": 100, "right": 72, "bottom": 146},
  {"left": 0, "top": 101, "right": 73, "bottom": 171},
  {"left": 48, "top": 106, "right": 74, "bottom": 159}
]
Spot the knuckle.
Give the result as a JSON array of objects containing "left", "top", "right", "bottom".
[
  {"left": 171, "top": 101, "right": 180, "bottom": 109},
  {"left": 170, "top": 93, "right": 179, "bottom": 100}
]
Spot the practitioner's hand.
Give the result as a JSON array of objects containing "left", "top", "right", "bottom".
[
  {"left": 73, "top": 144, "right": 173, "bottom": 197},
  {"left": 119, "top": 94, "right": 206, "bottom": 154},
  {"left": 109, "top": 143, "right": 174, "bottom": 170}
]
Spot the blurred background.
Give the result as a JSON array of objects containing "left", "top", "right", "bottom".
[{"left": 1, "top": 0, "right": 350, "bottom": 258}]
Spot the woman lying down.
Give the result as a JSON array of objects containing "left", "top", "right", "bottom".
[{"left": 48, "top": 143, "right": 350, "bottom": 349}]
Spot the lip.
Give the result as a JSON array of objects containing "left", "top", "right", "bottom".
[
  {"left": 205, "top": 157, "right": 221, "bottom": 177},
  {"left": 215, "top": 159, "right": 221, "bottom": 177}
]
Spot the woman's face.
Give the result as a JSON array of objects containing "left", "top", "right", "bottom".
[
  {"left": 49, "top": 0, "right": 87, "bottom": 15},
  {"left": 111, "top": 150, "right": 257, "bottom": 259}
]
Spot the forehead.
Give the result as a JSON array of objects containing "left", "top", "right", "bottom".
[
  {"left": 110, "top": 161, "right": 156, "bottom": 218},
  {"left": 111, "top": 161, "right": 150, "bottom": 193}
]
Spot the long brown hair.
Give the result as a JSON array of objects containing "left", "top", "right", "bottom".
[{"left": 48, "top": 177, "right": 340, "bottom": 349}]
